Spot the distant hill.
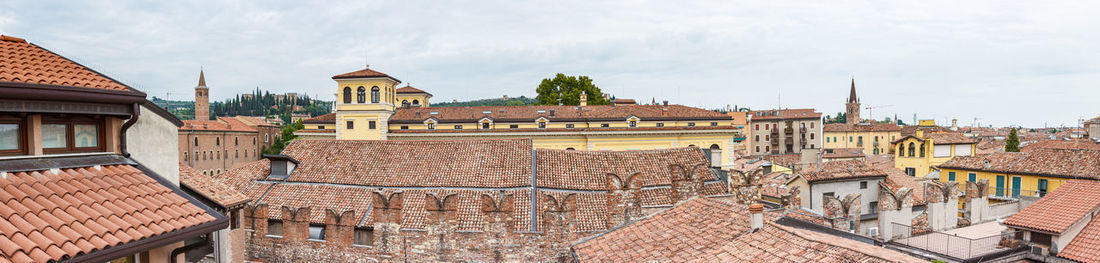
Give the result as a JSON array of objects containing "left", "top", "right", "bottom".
[
  {"left": 432, "top": 96, "right": 537, "bottom": 107},
  {"left": 150, "top": 88, "right": 331, "bottom": 123}
]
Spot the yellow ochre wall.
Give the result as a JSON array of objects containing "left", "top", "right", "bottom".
[
  {"left": 892, "top": 137, "right": 975, "bottom": 177},
  {"left": 396, "top": 93, "right": 431, "bottom": 107},
  {"left": 335, "top": 78, "right": 400, "bottom": 140},
  {"left": 823, "top": 130, "right": 901, "bottom": 155},
  {"left": 938, "top": 168, "right": 1069, "bottom": 198}
]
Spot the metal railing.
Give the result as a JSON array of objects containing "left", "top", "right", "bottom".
[{"left": 891, "top": 222, "right": 1018, "bottom": 260}]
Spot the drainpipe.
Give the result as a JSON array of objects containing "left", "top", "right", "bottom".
[
  {"left": 170, "top": 234, "right": 210, "bottom": 263},
  {"left": 120, "top": 103, "right": 141, "bottom": 157}
]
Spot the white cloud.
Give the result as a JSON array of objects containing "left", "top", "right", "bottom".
[{"left": 2, "top": 0, "right": 1098, "bottom": 127}]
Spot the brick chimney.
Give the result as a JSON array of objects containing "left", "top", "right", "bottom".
[
  {"left": 580, "top": 91, "right": 588, "bottom": 107},
  {"left": 749, "top": 203, "right": 764, "bottom": 231}
]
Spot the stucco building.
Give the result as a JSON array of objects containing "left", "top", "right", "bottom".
[
  {"left": 295, "top": 67, "right": 742, "bottom": 167},
  {"left": 1086, "top": 116, "right": 1100, "bottom": 140},
  {"left": 823, "top": 80, "right": 902, "bottom": 155},
  {"left": 179, "top": 71, "right": 280, "bottom": 175},
  {"left": 746, "top": 108, "right": 823, "bottom": 155}
]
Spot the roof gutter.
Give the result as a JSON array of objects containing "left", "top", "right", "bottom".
[
  {"left": 0, "top": 82, "right": 146, "bottom": 104},
  {"left": 120, "top": 103, "right": 140, "bottom": 157}
]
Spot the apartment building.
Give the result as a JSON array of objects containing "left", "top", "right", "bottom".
[{"left": 747, "top": 108, "right": 823, "bottom": 155}]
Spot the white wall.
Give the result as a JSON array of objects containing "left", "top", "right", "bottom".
[
  {"left": 126, "top": 104, "right": 181, "bottom": 184},
  {"left": 806, "top": 178, "right": 883, "bottom": 214}
]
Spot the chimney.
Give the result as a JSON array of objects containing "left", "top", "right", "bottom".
[
  {"left": 579, "top": 91, "right": 588, "bottom": 107},
  {"left": 663, "top": 100, "right": 669, "bottom": 107},
  {"left": 549, "top": 109, "right": 555, "bottom": 117},
  {"left": 749, "top": 203, "right": 764, "bottom": 231},
  {"left": 916, "top": 129, "right": 925, "bottom": 138}
]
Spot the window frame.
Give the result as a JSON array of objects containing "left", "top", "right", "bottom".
[
  {"left": 370, "top": 86, "right": 380, "bottom": 103},
  {"left": 357, "top": 87, "right": 366, "bottom": 103},
  {"left": 0, "top": 116, "right": 26, "bottom": 156},
  {"left": 353, "top": 227, "right": 374, "bottom": 247},
  {"left": 42, "top": 116, "right": 105, "bottom": 154},
  {"left": 347, "top": 120, "right": 354, "bottom": 130},
  {"left": 308, "top": 224, "right": 327, "bottom": 241},
  {"left": 266, "top": 219, "right": 283, "bottom": 237}
]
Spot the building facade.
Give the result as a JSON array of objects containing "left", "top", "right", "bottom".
[
  {"left": 892, "top": 130, "right": 977, "bottom": 177},
  {"left": 296, "top": 67, "right": 742, "bottom": 166},
  {"left": 938, "top": 148, "right": 1100, "bottom": 198},
  {"left": 1087, "top": 116, "right": 1100, "bottom": 140},
  {"left": 824, "top": 81, "right": 902, "bottom": 154},
  {"left": 179, "top": 71, "right": 281, "bottom": 175},
  {"left": 746, "top": 109, "right": 823, "bottom": 155}
]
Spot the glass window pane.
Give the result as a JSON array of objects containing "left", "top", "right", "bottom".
[
  {"left": 74, "top": 124, "right": 98, "bottom": 148},
  {"left": 42, "top": 124, "right": 67, "bottom": 148},
  {"left": 0, "top": 124, "right": 18, "bottom": 150}
]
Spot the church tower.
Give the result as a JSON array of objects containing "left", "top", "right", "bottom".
[
  {"left": 195, "top": 69, "right": 210, "bottom": 120},
  {"left": 845, "top": 78, "right": 861, "bottom": 125}
]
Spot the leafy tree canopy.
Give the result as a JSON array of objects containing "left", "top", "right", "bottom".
[{"left": 535, "top": 73, "right": 609, "bottom": 106}]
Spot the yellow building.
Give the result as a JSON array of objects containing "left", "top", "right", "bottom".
[
  {"left": 938, "top": 148, "right": 1100, "bottom": 198},
  {"left": 891, "top": 130, "right": 977, "bottom": 177},
  {"left": 297, "top": 67, "right": 744, "bottom": 166},
  {"left": 823, "top": 123, "right": 901, "bottom": 155}
]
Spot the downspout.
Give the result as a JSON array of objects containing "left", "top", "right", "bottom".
[
  {"left": 120, "top": 103, "right": 141, "bottom": 157},
  {"left": 170, "top": 235, "right": 209, "bottom": 263}
]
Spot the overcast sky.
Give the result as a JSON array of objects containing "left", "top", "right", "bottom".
[{"left": 2, "top": 1, "right": 1097, "bottom": 127}]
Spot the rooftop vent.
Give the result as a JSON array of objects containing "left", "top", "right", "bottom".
[
  {"left": 537, "top": 110, "right": 547, "bottom": 114},
  {"left": 430, "top": 111, "right": 439, "bottom": 115},
  {"left": 263, "top": 154, "right": 300, "bottom": 180},
  {"left": 482, "top": 111, "right": 492, "bottom": 114}
]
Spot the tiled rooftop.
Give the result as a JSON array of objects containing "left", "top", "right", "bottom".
[
  {"left": 331, "top": 68, "right": 400, "bottom": 82},
  {"left": 179, "top": 164, "right": 250, "bottom": 208},
  {"left": 0, "top": 35, "right": 137, "bottom": 93},
  {"left": 1060, "top": 213, "right": 1100, "bottom": 262},
  {"left": 939, "top": 148, "right": 1100, "bottom": 179},
  {"left": 390, "top": 104, "right": 731, "bottom": 123},
  {"left": 748, "top": 108, "right": 822, "bottom": 121},
  {"left": 798, "top": 160, "right": 887, "bottom": 183},
  {"left": 180, "top": 117, "right": 260, "bottom": 132},
  {"left": 1004, "top": 180, "right": 1100, "bottom": 233},
  {"left": 535, "top": 148, "right": 710, "bottom": 190},
  {"left": 1021, "top": 139, "right": 1100, "bottom": 152},
  {"left": 823, "top": 123, "right": 902, "bottom": 132},
  {"left": 395, "top": 85, "right": 428, "bottom": 94},
  {"left": 0, "top": 164, "right": 217, "bottom": 262}
]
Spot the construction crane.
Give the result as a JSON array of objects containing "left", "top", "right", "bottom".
[{"left": 864, "top": 105, "right": 893, "bottom": 121}]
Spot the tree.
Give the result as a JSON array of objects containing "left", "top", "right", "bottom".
[
  {"left": 263, "top": 120, "right": 305, "bottom": 154},
  {"left": 535, "top": 73, "right": 609, "bottom": 105},
  {"left": 1005, "top": 128, "right": 1020, "bottom": 152}
]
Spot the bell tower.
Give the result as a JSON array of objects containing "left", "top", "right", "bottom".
[
  {"left": 331, "top": 66, "right": 401, "bottom": 140},
  {"left": 194, "top": 69, "right": 210, "bottom": 121},
  {"left": 845, "top": 78, "right": 861, "bottom": 125}
]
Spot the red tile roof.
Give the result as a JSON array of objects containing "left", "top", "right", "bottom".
[
  {"left": 302, "top": 113, "right": 335, "bottom": 124},
  {"left": 331, "top": 68, "right": 401, "bottom": 82},
  {"left": 390, "top": 104, "right": 731, "bottom": 123},
  {"left": 748, "top": 109, "right": 822, "bottom": 121},
  {"left": 877, "top": 163, "right": 926, "bottom": 205},
  {"left": 179, "top": 117, "right": 259, "bottom": 132},
  {"left": 395, "top": 85, "right": 428, "bottom": 94},
  {"left": 0, "top": 164, "right": 217, "bottom": 262},
  {"left": 1022, "top": 139, "right": 1100, "bottom": 152},
  {"left": 0, "top": 35, "right": 138, "bottom": 93},
  {"left": 572, "top": 197, "right": 922, "bottom": 262},
  {"left": 1004, "top": 180, "right": 1100, "bottom": 233},
  {"left": 232, "top": 116, "right": 278, "bottom": 127},
  {"left": 1061, "top": 213, "right": 1100, "bottom": 262},
  {"left": 939, "top": 149, "right": 1100, "bottom": 179},
  {"left": 798, "top": 160, "right": 887, "bottom": 183},
  {"left": 179, "top": 164, "right": 250, "bottom": 208},
  {"left": 823, "top": 148, "right": 865, "bottom": 159},
  {"left": 535, "top": 147, "right": 710, "bottom": 190},
  {"left": 823, "top": 123, "right": 901, "bottom": 132}
]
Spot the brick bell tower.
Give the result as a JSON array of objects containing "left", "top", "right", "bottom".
[
  {"left": 845, "top": 78, "right": 861, "bottom": 125},
  {"left": 195, "top": 69, "right": 210, "bottom": 120}
]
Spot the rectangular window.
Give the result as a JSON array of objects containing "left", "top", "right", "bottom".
[
  {"left": 869, "top": 201, "right": 878, "bottom": 214},
  {"left": 346, "top": 121, "right": 354, "bottom": 129},
  {"left": 538, "top": 122, "right": 547, "bottom": 129},
  {"left": 73, "top": 124, "right": 98, "bottom": 148},
  {"left": 710, "top": 122, "right": 718, "bottom": 126},
  {"left": 601, "top": 123, "right": 609, "bottom": 128},
  {"left": 510, "top": 124, "right": 519, "bottom": 129},
  {"left": 454, "top": 125, "right": 463, "bottom": 130},
  {"left": 354, "top": 227, "right": 374, "bottom": 246},
  {"left": 369, "top": 121, "right": 377, "bottom": 129},
  {"left": 482, "top": 122, "right": 490, "bottom": 129},
  {"left": 948, "top": 172, "right": 956, "bottom": 181},
  {"left": 400, "top": 126, "right": 408, "bottom": 130},
  {"left": 308, "top": 224, "right": 326, "bottom": 241},
  {"left": 267, "top": 220, "right": 283, "bottom": 237},
  {"left": 42, "top": 124, "right": 68, "bottom": 149},
  {"left": 968, "top": 173, "right": 976, "bottom": 182},
  {"left": 629, "top": 121, "right": 637, "bottom": 127},
  {"left": 687, "top": 122, "right": 695, "bottom": 127},
  {"left": 0, "top": 122, "right": 22, "bottom": 155},
  {"left": 230, "top": 210, "right": 240, "bottom": 229},
  {"left": 905, "top": 167, "right": 916, "bottom": 177},
  {"left": 656, "top": 123, "right": 664, "bottom": 127},
  {"left": 1038, "top": 179, "right": 1049, "bottom": 197},
  {"left": 860, "top": 181, "right": 868, "bottom": 189},
  {"left": 318, "top": 125, "right": 326, "bottom": 129}
]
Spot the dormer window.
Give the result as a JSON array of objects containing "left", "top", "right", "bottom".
[
  {"left": 427, "top": 123, "right": 436, "bottom": 130},
  {"left": 538, "top": 121, "right": 547, "bottom": 129},
  {"left": 264, "top": 154, "right": 299, "bottom": 181},
  {"left": 482, "top": 122, "right": 490, "bottom": 129},
  {"left": 629, "top": 121, "right": 637, "bottom": 127}
]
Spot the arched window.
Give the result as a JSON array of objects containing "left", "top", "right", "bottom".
[
  {"left": 194, "top": 138, "right": 198, "bottom": 146},
  {"left": 908, "top": 142, "right": 915, "bottom": 157},
  {"left": 235, "top": 150, "right": 239, "bottom": 158},
  {"left": 919, "top": 143, "right": 926, "bottom": 157},
  {"left": 371, "top": 87, "right": 380, "bottom": 103},
  {"left": 235, "top": 137, "right": 239, "bottom": 145},
  {"left": 184, "top": 152, "right": 188, "bottom": 161},
  {"left": 402, "top": 100, "right": 410, "bottom": 108},
  {"left": 253, "top": 137, "right": 256, "bottom": 145},
  {"left": 412, "top": 99, "right": 419, "bottom": 105},
  {"left": 357, "top": 87, "right": 366, "bottom": 103},
  {"left": 216, "top": 137, "right": 220, "bottom": 146},
  {"left": 566, "top": 147, "right": 575, "bottom": 150},
  {"left": 343, "top": 87, "right": 352, "bottom": 103}
]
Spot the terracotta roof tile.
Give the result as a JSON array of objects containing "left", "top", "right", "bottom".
[
  {"left": 0, "top": 164, "right": 216, "bottom": 262},
  {"left": 302, "top": 113, "right": 335, "bottom": 123},
  {"left": 180, "top": 117, "right": 259, "bottom": 132},
  {"left": 1004, "top": 180, "right": 1100, "bottom": 233},
  {"left": 391, "top": 104, "right": 731, "bottom": 123},
  {"left": 798, "top": 160, "right": 887, "bottom": 182},
  {"left": 1061, "top": 214, "right": 1100, "bottom": 262},
  {"left": 823, "top": 123, "right": 901, "bottom": 132},
  {"left": 331, "top": 68, "right": 400, "bottom": 82},
  {"left": 535, "top": 147, "right": 711, "bottom": 190},
  {"left": 939, "top": 149, "right": 1100, "bottom": 179},
  {"left": 396, "top": 85, "right": 429, "bottom": 94},
  {"left": 1021, "top": 139, "right": 1100, "bottom": 152},
  {"left": 179, "top": 164, "right": 251, "bottom": 208},
  {"left": 0, "top": 35, "right": 136, "bottom": 93},
  {"left": 748, "top": 108, "right": 822, "bottom": 121}
]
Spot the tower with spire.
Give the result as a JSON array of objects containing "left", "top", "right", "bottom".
[
  {"left": 845, "top": 78, "right": 861, "bottom": 125},
  {"left": 194, "top": 69, "right": 210, "bottom": 121}
]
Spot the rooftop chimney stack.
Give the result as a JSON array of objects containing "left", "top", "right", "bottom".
[
  {"left": 749, "top": 203, "right": 764, "bottom": 232},
  {"left": 549, "top": 109, "right": 555, "bottom": 117},
  {"left": 579, "top": 91, "right": 588, "bottom": 107}
]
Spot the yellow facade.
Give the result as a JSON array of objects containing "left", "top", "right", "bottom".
[
  {"left": 335, "top": 77, "right": 399, "bottom": 140},
  {"left": 823, "top": 130, "right": 900, "bottom": 155},
  {"left": 892, "top": 136, "right": 975, "bottom": 177},
  {"left": 396, "top": 93, "right": 430, "bottom": 107},
  {"left": 918, "top": 119, "right": 936, "bottom": 126},
  {"left": 938, "top": 168, "right": 1067, "bottom": 198}
]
